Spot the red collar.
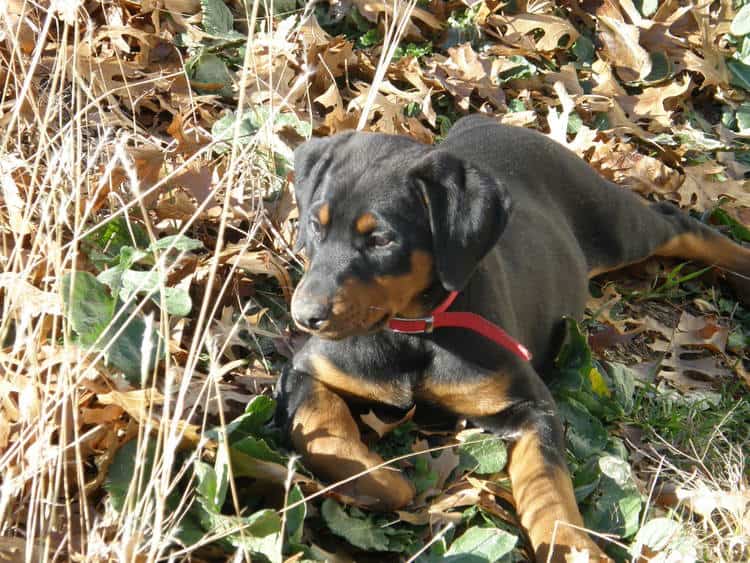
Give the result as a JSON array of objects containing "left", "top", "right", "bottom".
[{"left": 387, "top": 291, "right": 532, "bottom": 362}]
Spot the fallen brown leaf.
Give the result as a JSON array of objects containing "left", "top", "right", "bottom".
[
  {"left": 360, "top": 405, "right": 416, "bottom": 438},
  {"left": 598, "top": 15, "right": 652, "bottom": 82}
]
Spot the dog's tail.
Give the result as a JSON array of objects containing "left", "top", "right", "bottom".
[{"left": 592, "top": 201, "right": 750, "bottom": 300}]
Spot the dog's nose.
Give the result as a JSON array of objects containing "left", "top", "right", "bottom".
[{"left": 292, "top": 300, "right": 332, "bottom": 331}]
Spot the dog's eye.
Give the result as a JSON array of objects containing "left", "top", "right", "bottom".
[
  {"left": 309, "top": 218, "right": 321, "bottom": 235},
  {"left": 366, "top": 233, "right": 393, "bottom": 248}
]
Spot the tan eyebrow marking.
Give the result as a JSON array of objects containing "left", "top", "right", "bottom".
[
  {"left": 355, "top": 213, "right": 377, "bottom": 234},
  {"left": 318, "top": 203, "right": 330, "bottom": 226}
]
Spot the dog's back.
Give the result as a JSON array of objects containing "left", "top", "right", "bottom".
[{"left": 444, "top": 115, "right": 750, "bottom": 294}]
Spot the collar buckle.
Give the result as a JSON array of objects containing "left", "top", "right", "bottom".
[{"left": 388, "top": 316, "right": 434, "bottom": 334}]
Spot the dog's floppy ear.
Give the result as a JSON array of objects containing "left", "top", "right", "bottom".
[
  {"left": 292, "top": 137, "right": 330, "bottom": 252},
  {"left": 410, "top": 150, "right": 512, "bottom": 291},
  {"left": 292, "top": 133, "right": 356, "bottom": 252}
]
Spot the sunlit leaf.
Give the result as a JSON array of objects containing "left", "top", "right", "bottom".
[
  {"left": 105, "top": 439, "right": 157, "bottom": 513},
  {"left": 633, "top": 517, "right": 681, "bottom": 553},
  {"left": 201, "top": 0, "right": 235, "bottom": 37},
  {"left": 444, "top": 526, "right": 517, "bottom": 562},
  {"left": 321, "top": 499, "right": 390, "bottom": 551},
  {"left": 458, "top": 432, "right": 508, "bottom": 474},
  {"left": 731, "top": 4, "right": 750, "bottom": 37},
  {"left": 189, "top": 52, "right": 233, "bottom": 97},
  {"left": 63, "top": 272, "right": 164, "bottom": 384},
  {"left": 285, "top": 484, "right": 306, "bottom": 544}
]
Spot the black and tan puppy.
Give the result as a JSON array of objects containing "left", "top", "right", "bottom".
[{"left": 274, "top": 115, "right": 750, "bottom": 561}]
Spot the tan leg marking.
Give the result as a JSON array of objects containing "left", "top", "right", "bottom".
[
  {"left": 653, "top": 232, "right": 750, "bottom": 273},
  {"left": 589, "top": 231, "right": 750, "bottom": 278},
  {"left": 508, "top": 432, "right": 608, "bottom": 562},
  {"left": 588, "top": 262, "right": 631, "bottom": 278},
  {"left": 309, "top": 355, "right": 413, "bottom": 407},
  {"left": 417, "top": 376, "right": 513, "bottom": 417},
  {"left": 291, "top": 379, "right": 415, "bottom": 510}
]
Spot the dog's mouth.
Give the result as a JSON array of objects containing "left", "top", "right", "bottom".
[{"left": 294, "top": 312, "right": 391, "bottom": 340}]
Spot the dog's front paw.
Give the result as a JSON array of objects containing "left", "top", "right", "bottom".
[
  {"left": 336, "top": 466, "right": 415, "bottom": 512},
  {"left": 535, "top": 529, "right": 612, "bottom": 563}
]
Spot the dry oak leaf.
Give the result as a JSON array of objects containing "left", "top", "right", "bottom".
[
  {"left": 299, "top": 12, "right": 333, "bottom": 46},
  {"left": 402, "top": 116, "right": 435, "bottom": 145},
  {"left": 304, "top": 34, "right": 357, "bottom": 98},
  {"left": 225, "top": 248, "right": 294, "bottom": 303},
  {"left": 544, "top": 63, "right": 584, "bottom": 96},
  {"left": 361, "top": 405, "right": 416, "bottom": 438},
  {"left": 432, "top": 44, "right": 505, "bottom": 111},
  {"left": 3, "top": 0, "right": 40, "bottom": 54},
  {"left": 606, "top": 101, "right": 661, "bottom": 143},
  {"left": 500, "top": 109, "right": 537, "bottom": 127},
  {"left": 650, "top": 312, "right": 732, "bottom": 392},
  {"left": 350, "top": 0, "right": 442, "bottom": 39},
  {"left": 112, "top": 148, "right": 167, "bottom": 208},
  {"left": 671, "top": 3, "right": 731, "bottom": 89},
  {"left": 676, "top": 161, "right": 750, "bottom": 212},
  {"left": 162, "top": 0, "right": 201, "bottom": 12},
  {"left": 348, "top": 81, "right": 426, "bottom": 134},
  {"left": 98, "top": 389, "right": 202, "bottom": 448},
  {"left": 607, "top": 0, "right": 692, "bottom": 61},
  {"left": 167, "top": 113, "right": 211, "bottom": 157},
  {"left": 718, "top": 151, "right": 750, "bottom": 181},
  {"left": 547, "top": 80, "right": 598, "bottom": 157},
  {"left": 166, "top": 165, "right": 216, "bottom": 207},
  {"left": 80, "top": 404, "right": 125, "bottom": 425},
  {"left": 617, "top": 76, "right": 692, "bottom": 130},
  {"left": 670, "top": 313, "right": 728, "bottom": 354},
  {"left": 428, "top": 447, "right": 461, "bottom": 491},
  {"left": 395, "top": 58, "right": 437, "bottom": 126},
  {"left": 598, "top": 15, "right": 652, "bottom": 82},
  {"left": 679, "top": 50, "right": 730, "bottom": 90},
  {"left": 315, "top": 82, "right": 360, "bottom": 134},
  {"left": 592, "top": 59, "right": 628, "bottom": 98},
  {"left": 428, "top": 482, "right": 482, "bottom": 524},
  {"left": 488, "top": 12, "right": 579, "bottom": 52},
  {"left": 586, "top": 283, "right": 674, "bottom": 342},
  {"left": 587, "top": 139, "right": 682, "bottom": 197},
  {"left": 71, "top": 47, "right": 189, "bottom": 113},
  {"left": 154, "top": 188, "right": 198, "bottom": 221},
  {"left": 318, "top": 37, "right": 357, "bottom": 78}
]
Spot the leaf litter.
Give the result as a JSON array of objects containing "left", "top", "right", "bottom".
[{"left": 1, "top": 0, "right": 750, "bottom": 561}]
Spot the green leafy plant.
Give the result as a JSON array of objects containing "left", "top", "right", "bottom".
[
  {"left": 104, "top": 396, "right": 309, "bottom": 561},
  {"left": 63, "top": 271, "right": 165, "bottom": 384},
  {"left": 183, "top": 0, "right": 246, "bottom": 97},
  {"left": 321, "top": 499, "right": 417, "bottom": 553},
  {"left": 551, "top": 319, "right": 644, "bottom": 550},
  {"left": 65, "top": 219, "right": 201, "bottom": 383},
  {"left": 711, "top": 206, "right": 750, "bottom": 242},
  {"left": 458, "top": 431, "right": 508, "bottom": 474},
  {"left": 443, "top": 525, "right": 517, "bottom": 562}
]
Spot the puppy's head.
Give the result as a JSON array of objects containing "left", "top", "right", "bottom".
[{"left": 290, "top": 131, "right": 512, "bottom": 339}]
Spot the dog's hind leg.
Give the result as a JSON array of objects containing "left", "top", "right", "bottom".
[{"left": 588, "top": 201, "right": 750, "bottom": 299}]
